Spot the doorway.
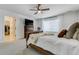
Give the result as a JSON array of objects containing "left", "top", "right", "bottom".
[{"left": 4, "top": 16, "right": 16, "bottom": 42}]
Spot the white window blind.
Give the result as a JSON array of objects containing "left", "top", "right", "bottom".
[{"left": 42, "top": 18, "right": 60, "bottom": 32}]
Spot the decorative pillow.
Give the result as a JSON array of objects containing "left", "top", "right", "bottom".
[
  {"left": 58, "top": 29, "right": 67, "bottom": 38},
  {"left": 66, "top": 22, "right": 79, "bottom": 39},
  {"left": 73, "top": 28, "right": 79, "bottom": 40}
]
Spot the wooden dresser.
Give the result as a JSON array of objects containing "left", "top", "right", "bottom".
[{"left": 24, "top": 19, "right": 33, "bottom": 38}]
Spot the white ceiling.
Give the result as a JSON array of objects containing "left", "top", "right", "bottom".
[{"left": 0, "top": 4, "right": 79, "bottom": 19}]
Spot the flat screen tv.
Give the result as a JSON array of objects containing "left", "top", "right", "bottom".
[{"left": 25, "top": 19, "right": 33, "bottom": 25}]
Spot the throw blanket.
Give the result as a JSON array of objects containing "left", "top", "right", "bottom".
[
  {"left": 27, "top": 33, "right": 45, "bottom": 45},
  {"left": 27, "top": 32, "right": 55, "bottom": 45}
]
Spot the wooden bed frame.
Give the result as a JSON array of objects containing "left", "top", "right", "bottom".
[
  {"left": 26, "top": 31, "right": 54, "bottom": 55},
  {"left": 27, "top": 43, "right": 54, "bottom": 55}
]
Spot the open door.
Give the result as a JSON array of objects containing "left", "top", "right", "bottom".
[{"left": 4, "top": 16, "right": 16, "bottom": 42}]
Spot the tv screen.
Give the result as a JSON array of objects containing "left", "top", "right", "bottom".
[{"left": 25, "top": 19, "right": 33, "bottom": 25}]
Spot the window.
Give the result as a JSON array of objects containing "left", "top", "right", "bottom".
[{"left": 42, "top": 18, "right": 60, "bottom": 32}]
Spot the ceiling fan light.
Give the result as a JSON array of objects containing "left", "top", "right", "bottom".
[{"left": 38, "top": 11, "right": 41, "bottom": 14}]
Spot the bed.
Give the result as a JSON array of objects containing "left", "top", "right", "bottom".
[{"left": 26, "top": 32, "right": 79, "bottom": 55}]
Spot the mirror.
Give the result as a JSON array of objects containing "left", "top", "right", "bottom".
[{"left": 5, "top": 25, "right": 10, "bottom": 35}]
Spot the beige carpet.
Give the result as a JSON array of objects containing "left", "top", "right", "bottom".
[
  {"left": 17, "top": 48, "right": 41, "bottom": 55},
  {"left": 0, "top": 39, "right": 40, "bottom": 55}
]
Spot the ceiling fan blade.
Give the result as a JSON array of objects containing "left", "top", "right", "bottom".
[
  {"left": 30, "top": 4, "right": 49, "bottom": 15},
  {"left": 40, "top": 8, "right": 50, "bottom": 11},
  {"left": 34, "top": 11, "right": 38, "bottom": 15},
  {"left": 30, "top": 9, "right": 37, "bottom": 11},
  {"left": 37, "top": 4, "right": 41, "bottom": 10}
]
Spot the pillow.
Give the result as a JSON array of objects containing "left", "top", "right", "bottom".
[
  {"left": 65, "top": 22, "right": 79, "bottom": 39},
  {"left": 58, "top": 29, "right": 67, "bottom": 38},
  {"left": 73, "top": 28, "right": 79, "bottom": 40}
]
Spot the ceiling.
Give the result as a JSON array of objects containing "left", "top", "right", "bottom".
[{"left": 0, "top": 4, "right": 79, "bottom": 19}]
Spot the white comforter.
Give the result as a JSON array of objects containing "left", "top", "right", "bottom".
[
  {"left": 36, "top": 36, "right": 79, "bottom": 55},
  {"left": 27, "top": 33, "right": 79, "bottom": 55}
]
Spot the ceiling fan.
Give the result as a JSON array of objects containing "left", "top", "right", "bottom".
[{"left": 30, "top": 4, "right": 50, "bottom": 15}]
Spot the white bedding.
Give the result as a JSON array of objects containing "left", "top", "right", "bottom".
[
  {"left": 27, "top": 32, "right": 55, "bottom": 45},
  {"left": 27, "top": 33, "right": 45, "bottom": 45},
  {"left": 36, "top": 36, "right": 79, "bottom": 55},
  {"left": 27, "top": 32, "right": 79, "bottom": 55}
]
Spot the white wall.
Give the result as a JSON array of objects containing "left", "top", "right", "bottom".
[
  {"left": 34, "top": 19, "right": 42, "bottom": 31},
  {"left": 62, "top": 11, "right": 78, "bottom": 30},
  {"left": 0, "top": 9, "right": 34, "bottom": 20},
  {"left": 53, "top": 11, "right": 79, "bottom": 31},
  {"left": 16, "top": 17, "right": 24, "bottom": 39},
  {"left": 0, "top": 16, "right": 4, "bottom": 42}
]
